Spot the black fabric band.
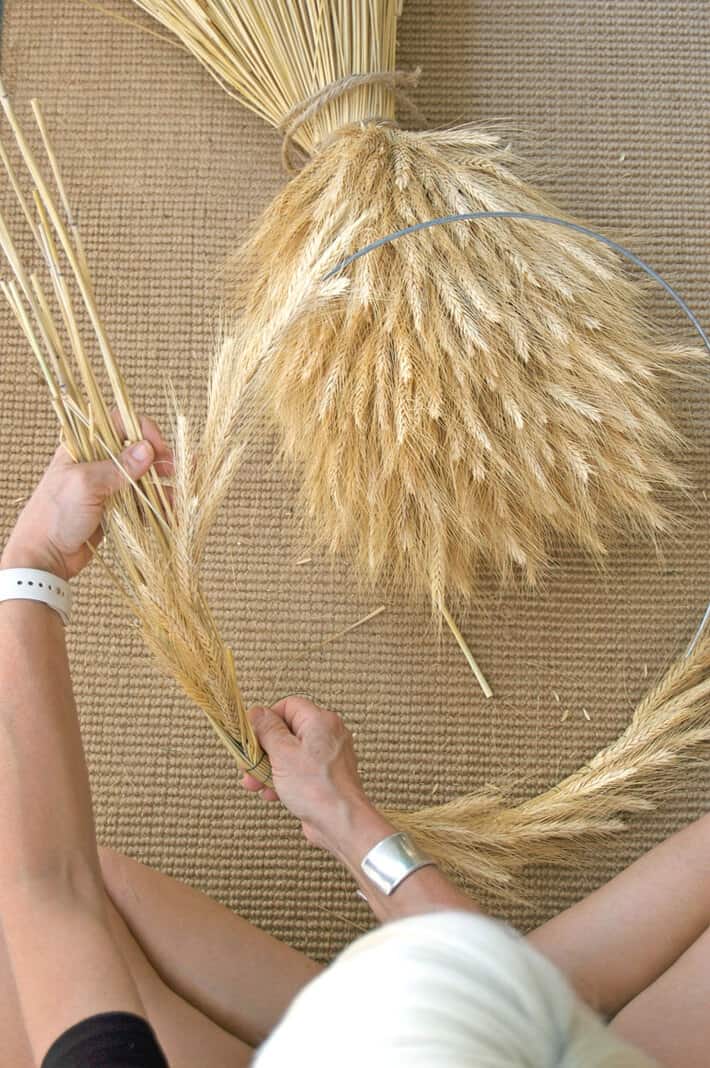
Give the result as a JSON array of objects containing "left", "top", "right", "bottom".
[{"left": 42, "top": 1012, "right": 168, "bottom": 1068}]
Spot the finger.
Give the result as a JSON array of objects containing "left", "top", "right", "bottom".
[
  {"left": 111, "top": 411, "right": 175, "bottom": 476},
  {"left": 77, "top": 439, "right": 155, "bottom": 500},
  {"left": 268, "top": 699, "right": 291, "bottom": 720},
  {"left": 113, "top": 439, "right": 156, "bottom": 487},
  {"left": 248, "top": 705, "right": 297, "bottom": 754},
  {"left": 138, "top": 416, "right": 174, "bottom": 477},
  {"left": 48, "top": 443, "right": 78, "bottom": 472},
  {"left": 239, "top": 773, "right": 265, "bottom": 792},
  {"left": 270, "top": 695, "right": 326, "bottom": 737},
  {"left": 239, "top": 774, "right": 279, "bottom": 802}
]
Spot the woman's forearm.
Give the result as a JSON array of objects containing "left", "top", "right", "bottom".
[
  {"left": 0, "top": 431, "right": 164, "bottom": 891},
  {"left": 244, "top": 702, "right": 482, "bottom": 922},
  {"left": 330, "top": 802, "right": 480, "bottom": 923},
  {"left": 0, "top": 432, "right": 164, "bottom": 1057},
  {"left": 0, "top": 554, "right": 144, "bottom": 1060},
  {"left": 0, "top": 591, "right": 101, "bottom": 895}
]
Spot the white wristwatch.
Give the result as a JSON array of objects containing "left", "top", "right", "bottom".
[
  {"left": 360, "top": 832, "right": 435, "bottom": 896},
  {"left": 0, "top": 568, "right": 72, "bottom": 625}
]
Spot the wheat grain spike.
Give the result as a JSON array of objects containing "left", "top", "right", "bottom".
[{"left": 389, "top": 636, "right": 710, "bottom": 892}]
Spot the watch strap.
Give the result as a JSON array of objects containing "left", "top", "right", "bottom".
[{"left": 0, "top": 568, "right": 71, "bottom": 625}]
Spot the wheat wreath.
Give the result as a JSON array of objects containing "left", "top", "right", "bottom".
[{"left": 2, "top": 87, "right": 710, "bottom": 895}]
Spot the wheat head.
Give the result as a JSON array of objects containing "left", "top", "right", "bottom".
[{"left": 389, "top": 634, "right": 710, "bottom": 892}]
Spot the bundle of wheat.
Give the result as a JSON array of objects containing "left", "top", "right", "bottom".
[
  {"left": 0, "top": 80, "right": 271, "bottom": 781},
  {"left": 130, "top": 0, "right": 699, "bottom": 619},
  {"left": 4, "top": 89, "right": 710, "bottom": 894}
]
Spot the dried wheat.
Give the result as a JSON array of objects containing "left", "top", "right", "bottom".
[
  {"left": 5, "top": 84, "right": 709, "bottom": 895},
  {"left": 131, "top": 1, "right": 698, "bottom": 616}
]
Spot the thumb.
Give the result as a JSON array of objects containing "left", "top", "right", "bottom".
[
  {"left": 249, "top": 706, "right": 294, "bottom": 755},
  {"left": 84, "top": 440, "right": 155, "bottom": 499}
]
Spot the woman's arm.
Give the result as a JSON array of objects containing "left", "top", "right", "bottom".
[
  {"left": 0, "top": 426, "right": 171, "bottom": 1063},
  {"left": 242, "top": 700, "right": 481, "bottom": 923},
  {"left": 0, "top": 596, "right": 146, "bottom": 1062},
  {"left": 316, "top": 801, "right": 480, "bottom": 923},
  {"left": 528, "top": 811, "right": 710, "bottom": 1018},
  {"left": 243, "top": 697, "right": 710, "bottom": 1020}
]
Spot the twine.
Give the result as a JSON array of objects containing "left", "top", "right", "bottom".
[{"left": 278, "top": 67, "right": 424, "bottom": 174}]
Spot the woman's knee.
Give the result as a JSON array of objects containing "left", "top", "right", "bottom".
[{"left": 98, "top": 846, "right": 134, "bottom": 905}]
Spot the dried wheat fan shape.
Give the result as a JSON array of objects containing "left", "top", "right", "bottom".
[
  {"left": 231, "top": 123, "right": 696, "bottom": 610},
  {"left": 133, "top": 0, "right": 699, "bottom": 613}
]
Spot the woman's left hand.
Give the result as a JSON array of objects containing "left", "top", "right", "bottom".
[{"left": 1, "top": 416, "right": 173, "bottom": 581}]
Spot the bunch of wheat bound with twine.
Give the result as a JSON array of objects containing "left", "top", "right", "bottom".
[
  {"left": 132, "top": 0, "right": 701, "bottom": 626},
  {"left": 3, "top": 88, "right": 710, "bottom": 895}
]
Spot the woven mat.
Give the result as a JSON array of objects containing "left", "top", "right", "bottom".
[{"left": 1, "top": 0, "right": 708, "bottom": 961}]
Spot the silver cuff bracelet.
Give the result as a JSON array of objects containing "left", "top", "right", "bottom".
[{"left": 360, "top": 831, "right": 435, "bottom": 896}]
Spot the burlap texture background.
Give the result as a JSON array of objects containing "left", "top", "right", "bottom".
[{"left": 0, "top": 0, "right": 708, "bottom": 960}]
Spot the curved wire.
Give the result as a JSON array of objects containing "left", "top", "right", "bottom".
[
  {"left": 326, "top": 210, "right": 710, "bottom": 356},
  {"left": 325, "top": 210, "right": 710, "bottom": 654}
]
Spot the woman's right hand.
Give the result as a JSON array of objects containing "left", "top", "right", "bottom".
[
  {"left": 245, "top": 698, "right": 479, "bottom": 926},
  {"left": 241, "top": 697, "right": 380, "bottom": 856}
]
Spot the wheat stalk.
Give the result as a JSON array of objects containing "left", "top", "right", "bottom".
[
  {"left": 131, "top": 0, "right": 401, "bottom": 157},
  {"left": 0, "top": 81, "right": 270, "bottom": 783},
  {"left": 3, "top": 89, "right": 710, "bottom": 893}
]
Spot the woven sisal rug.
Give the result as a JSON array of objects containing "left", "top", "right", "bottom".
[{"left": 0, "top": 0, "right": 708, "bottom": 960}]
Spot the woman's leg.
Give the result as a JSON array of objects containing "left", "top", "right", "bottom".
[
  {"left": 528, "top": 812, "right": 710, "bottom": 1017},
  {"left": 99, "top": 847, "right": 323, "bottom": 1048},
  {"left": 0, "top": 893, "right": 253, "bottom": 1068},
  {"left": 0, "top": 923, "right": 33, "bottom": 1068},
  {"left": 1, "top": 847, "right": 322, "bottom": 1067},
  {"left": 105, "top": 896, "right": 253, "bottom": 1068},
  {"left": 611, "top": 922, "right": 710, "bottom": 1067}
]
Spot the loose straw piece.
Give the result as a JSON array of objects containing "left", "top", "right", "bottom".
[
  {"left": 78, "top": 0, "right": 190, "bottom": 52},
  {"left": 313, "top": 603, "right": 386, "bottom": 652},
  {"left": 441, "top": 604, "right": 493, "bottom": 699}
]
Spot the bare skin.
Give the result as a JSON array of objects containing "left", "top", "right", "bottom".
[{"left": 0, "top": 422, "right": 708, "bottom": 1066}]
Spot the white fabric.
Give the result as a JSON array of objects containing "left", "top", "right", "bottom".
[{"left": 254, "top": 911, "right": 658, "bottom": 1067}]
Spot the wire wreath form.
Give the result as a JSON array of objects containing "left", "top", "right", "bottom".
[{"left": 316, "top": 212, "right": 710, "bottom": 892}]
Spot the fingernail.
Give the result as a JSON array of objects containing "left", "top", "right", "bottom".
[{"left": 130, "top": 440, "right": 153, "bottom": 463}]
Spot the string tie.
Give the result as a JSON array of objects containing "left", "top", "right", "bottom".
[{"left": 278, "top": 67, "right": 424, "bottom": 174}]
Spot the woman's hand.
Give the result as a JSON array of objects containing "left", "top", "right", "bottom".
[
  {"left": 1, "top": 416, "right": 173, "bottom": 581},
  {"left": 241, "top": 697, "right": 385, "bottom": 857},
  {"left": 243, "top": 699, "right": 480, "bottom": 925}
]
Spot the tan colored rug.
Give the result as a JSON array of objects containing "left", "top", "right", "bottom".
[{"left": 0, "top": 0, "right": 708, "bottom": 961}]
